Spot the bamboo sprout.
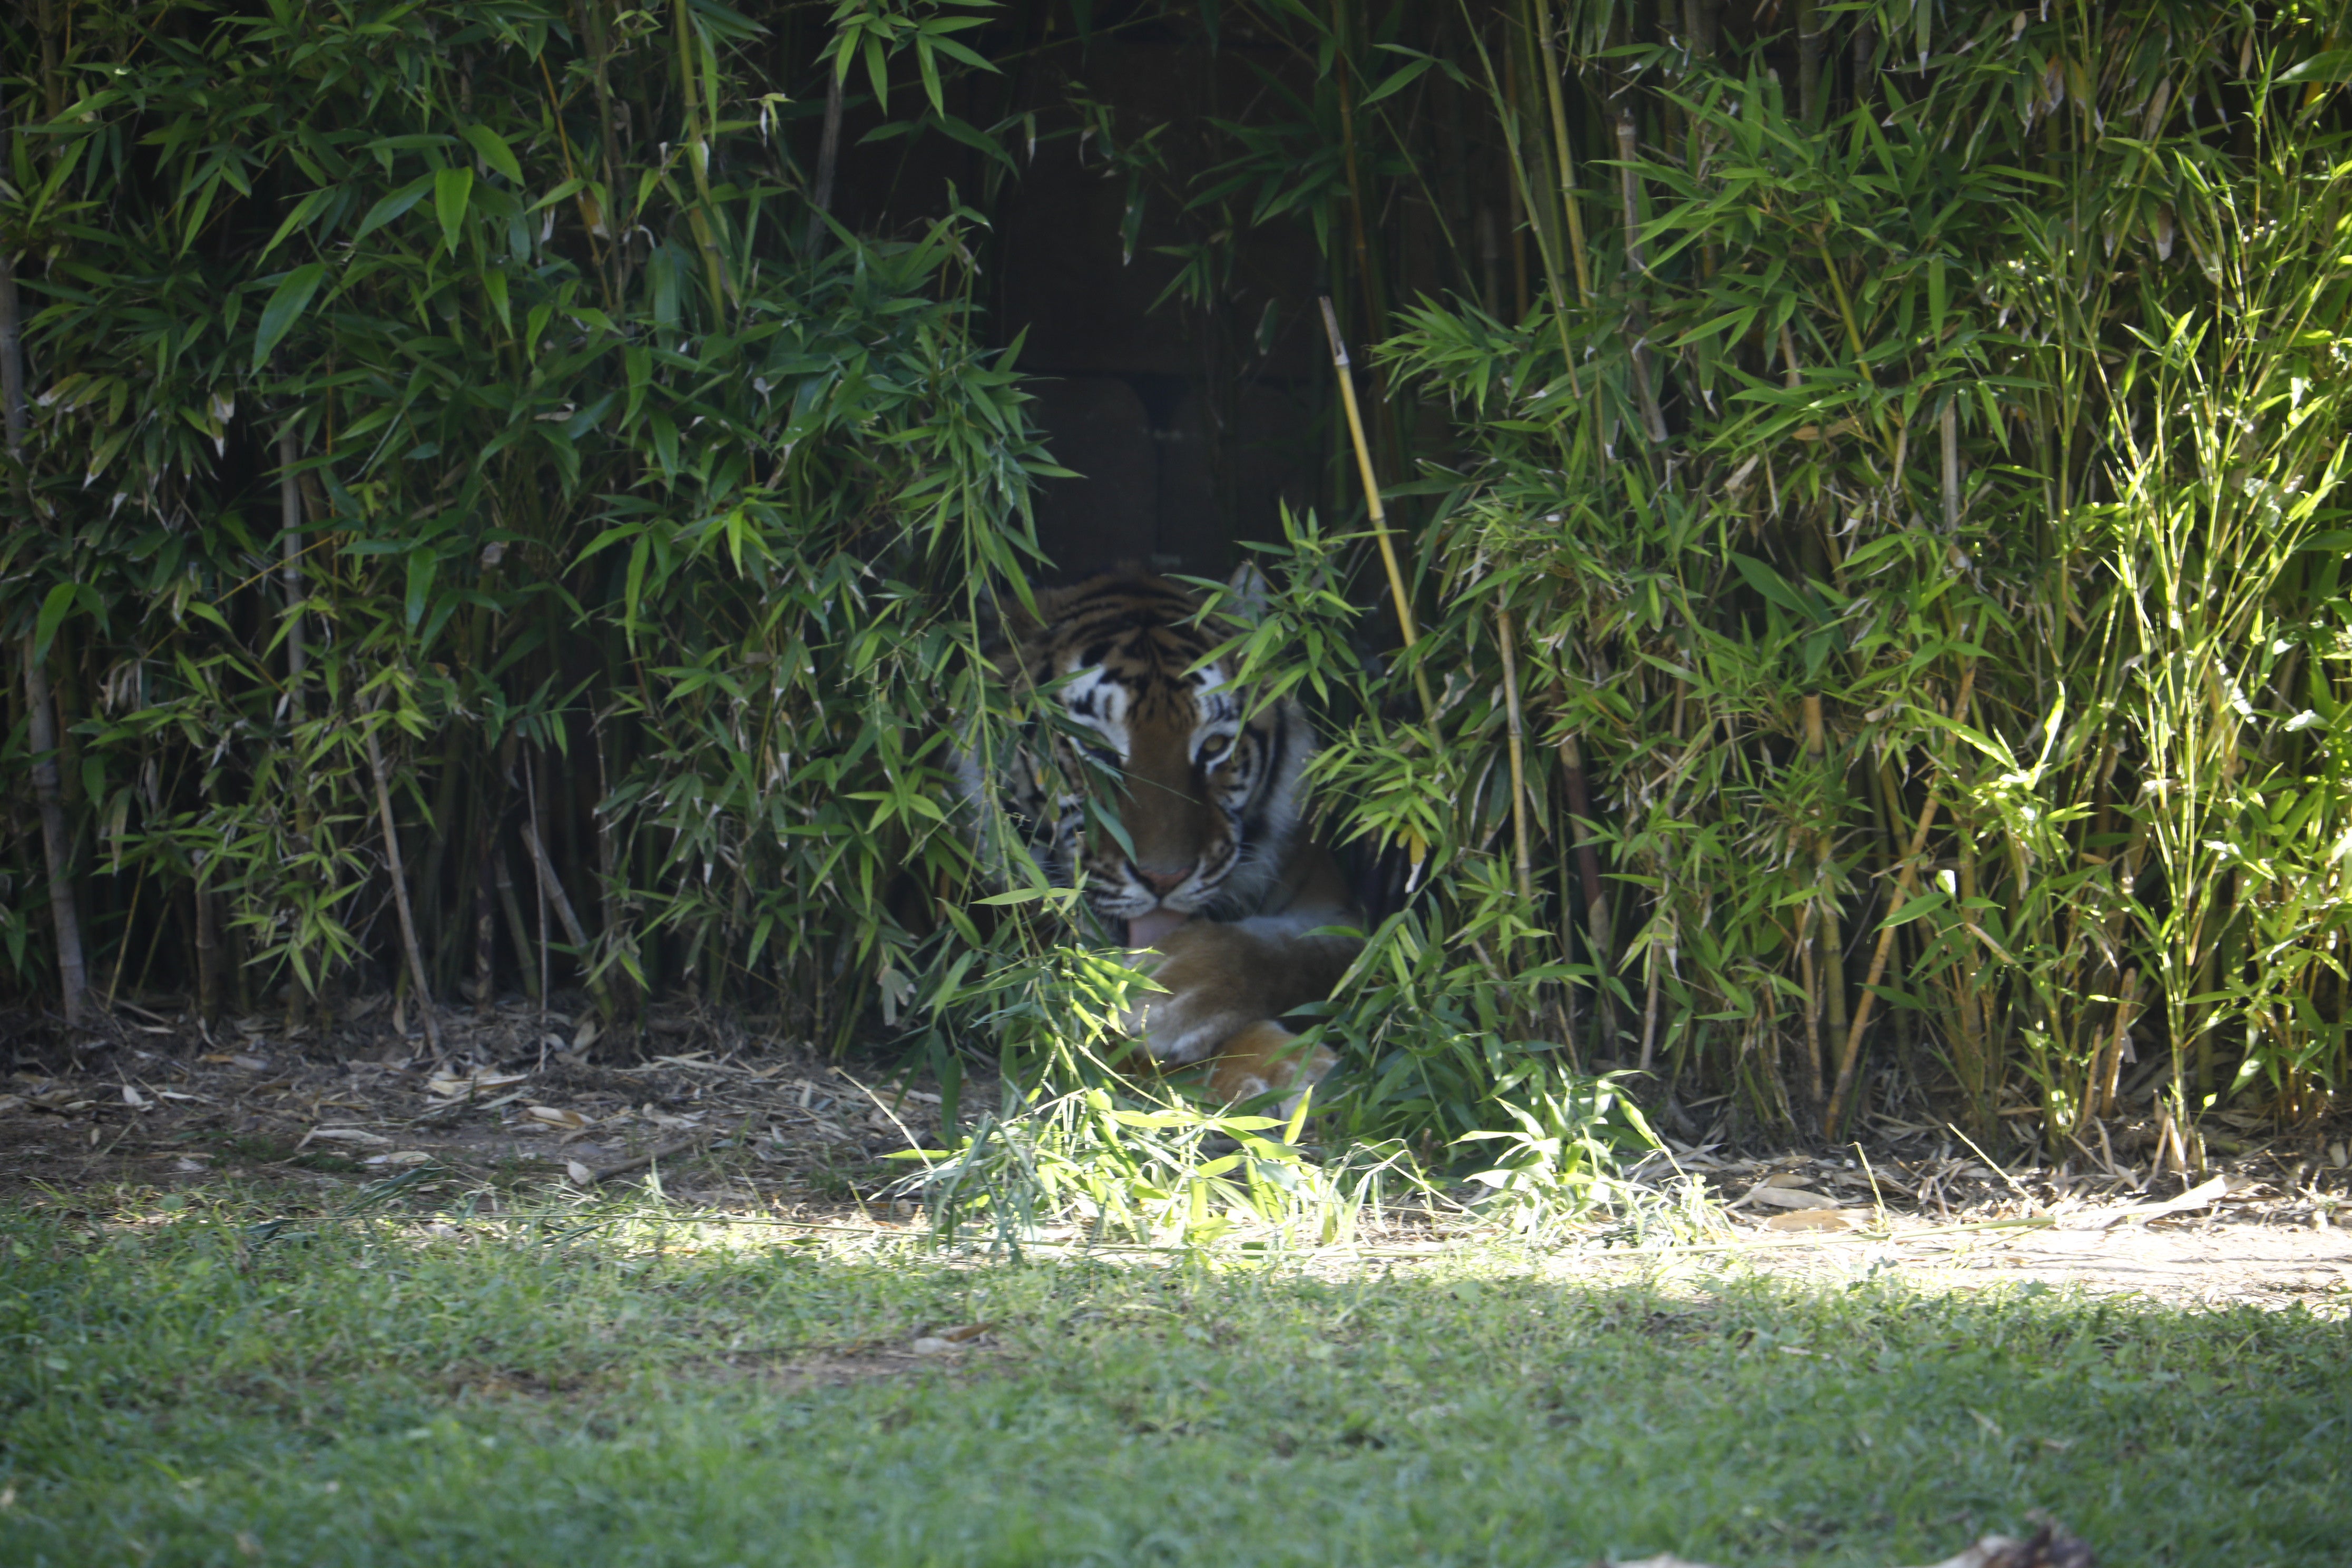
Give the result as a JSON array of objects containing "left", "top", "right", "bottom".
[{"left": 366, "top": 724, "right": 444, "bottom": 1059}]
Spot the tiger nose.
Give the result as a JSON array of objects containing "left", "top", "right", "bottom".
[{"left": 1131, "top": 862, "right": 1191, "bottom": 896}]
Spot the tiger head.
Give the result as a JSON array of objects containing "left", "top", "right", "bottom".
[{"left": 961, "top": 571, "right": 1312, "bottom": 944}]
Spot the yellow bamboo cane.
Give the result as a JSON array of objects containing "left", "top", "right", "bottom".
[{"left": 1320, "top": 296, "right": 1436, "bottom": 723}]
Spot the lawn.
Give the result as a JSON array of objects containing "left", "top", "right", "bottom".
[{"left": 1, "top": 1188, "right": 2344, "bottom": 1567}]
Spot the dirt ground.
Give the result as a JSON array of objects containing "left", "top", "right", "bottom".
[{"left": 4, "top": 997, "right": 2348, "bottom": 1312}]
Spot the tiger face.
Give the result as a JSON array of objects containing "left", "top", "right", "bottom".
[{"left": 964, "top": 573, "right": 1311, "bottom": 943}]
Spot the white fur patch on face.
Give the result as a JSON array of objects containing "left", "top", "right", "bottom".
[{"left": 1058, "top": 665, "right": 1132, "bottom": 759}]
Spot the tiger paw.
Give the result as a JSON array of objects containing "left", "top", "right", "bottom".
[{"left": 1121, "top": 922, "right": 1280, "bottom": 1065}]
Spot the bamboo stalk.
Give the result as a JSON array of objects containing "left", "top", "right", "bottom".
[
  {"left": 1941, "top": 395, "right": 1962, "bottom": 528},
  {"left": 1319, "top": 297, "right": 1436, "bottom": 722},
  {"left": 805, "top": 55, "right": 845, "bottom": 251},
  {"left": 671, "top": 0, "right": 732, "bottom": 316},
  {"left": 23, "top": 646, "right": 89, "bottom": 1027},
  {"left": 0, "top": 84, "right": 25, "bottom": 455},
  {"left": 366, "top": 723, "right": 444, "bottom": 1059},
  {"left": 192, "top": 861, "right": 221, "bottom": 1022},
  {"left": 1557, "top": 730, "right": 1612, "bottom": 1051},
  {"left": 1795, "top": 0, "right": 1822, "bottom": 123},
  {"left": 1496, "top": 605, "right": 1534, "bottom": 906},
  {"left": 1825, "top": 668, "right": 1974, "bottom": 1132},
  {"left": 1329, "top": 0, "right": 1386, "bottom": 410},
  {"left": 279, "top": 423, "right": 305, "bottom": 709},
  {"left": 581, "top": 0, "right": 632, "bottom": 301},
  {"left": 472, "top": 772, "right": 497, "bottom": 1014},
  {"left": 1531, "top": 0, "right": 1592, "bottom": 306},
  {"left": 493, "top": 842, "right": 541, "bottom": 1003},
  {"left": 521, "top": 810, "right": 614, "bottom": 1014},
  {"left": 1794, "top": 900, "right": 1824, "bottom": 1107},
  {"left": 526, "top": 759, "right": 552, "bottom": 1013},
  {"left": 1613, "top": 109, "right": 1669, "bottom": 444}
]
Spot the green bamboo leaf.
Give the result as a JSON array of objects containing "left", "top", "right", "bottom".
[
  {"left": 405, "top": 546, "right": 437, "bottom": 630},
  {"left": 351, "top": 175, "right": 435, "bottom": 242},
  {"left": 251, "top": 262, "right": 328, "bottom": 369},
  {"left": 460, "top": 122, "right": 524, "bottom": 184},
  {"left": 480, "top": 266, "right": 511, "bottom": 331},
  {"left": 435, "top": 166, "right": 475, "bottom": 255},
  {"left": 33, "top": 583, "right": 82, "bottom": 663},
  {"left": 2277, "top": 50, "right": 2352, "bottom": 83}
]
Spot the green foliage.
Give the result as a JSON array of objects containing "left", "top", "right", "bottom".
[
  {"left": 1176, "top": 0, "right": 2352, "bottom": 1147},
  {"left": 1, "top": 0, "right": 1053, "bottom": 1049}
]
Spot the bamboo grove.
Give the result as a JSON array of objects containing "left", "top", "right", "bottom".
[
  {"left": 3, "top": 1, "right": 2350, "bottom": 1163},
  {"left": 1224, "top": 0, "right": 2352, "bottom": 1155}
]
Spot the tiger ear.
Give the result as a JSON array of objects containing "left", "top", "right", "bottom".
[{"left": 1224, "top": 561, "right": 1273, "bottom": 622}]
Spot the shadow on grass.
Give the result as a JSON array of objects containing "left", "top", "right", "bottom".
[{"left": 0, "top": 1190, "right": 2344, "bottom": 1566}]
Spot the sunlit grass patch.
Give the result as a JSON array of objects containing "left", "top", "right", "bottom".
[{"left": 2, "top": 1190, "right": 2345, "bottom": 1566}]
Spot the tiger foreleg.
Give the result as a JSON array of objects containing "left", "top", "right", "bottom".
[{"left": 1120, "top": 920, "right": 1351, "bottom": 1118}]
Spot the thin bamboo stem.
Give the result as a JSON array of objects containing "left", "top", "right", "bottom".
[
  {"left": 0, "top": 81, "right": 24, "bottom": 455},
  {"left": 493, "top": 843, "right": 541, "bottom": 1003},
  {"left": 23, "top": 644, "right": 89, "bottom": 1027},
  {"left": 521, "top": 810, "right": 614, "bottom": 1014},
  {"left": 1794, "top": 900, "right": 1823, "bottom": 1107},
  {"left": 1795, "top": 0, "right": 1822, "bottom": 123},
  {"left": 1319, "top": 297, "right": 1436, "bottom": 722},
  {"left": 279, "top": 424, "right": 305, "bottom": 708},
  {"left": 805, "top": 57, "right": 845, "bottom": 250},
  {"left": 1496, "top": 605, "right": 1534, "bottom": 906},
  {"left": 366, "top": 723, "right": 444, "bottom": 1059},
  {"left": 672, "top": 0, "right": 732, "bottom": 318},
  {"left": 1825, "top": 667, "right": 1974, "bottom": 1131},
  {"left": 1613, "top": 109, "right": 1668, "bottom": 444},
  {"left": 527, "top": 759, "right": 551, "bottom": 1014},
  {"left": 1556, "top": 729, "right": 1612, "bottom": 1050}
]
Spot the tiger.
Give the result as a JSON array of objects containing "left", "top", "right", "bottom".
[{"left": 957, "top": 569, "right": 1360, "bottom": 1112}]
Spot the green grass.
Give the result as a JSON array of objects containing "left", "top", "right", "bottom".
[{"left": 1, "top": 1190, "right": 2345, "bottom": 1567}]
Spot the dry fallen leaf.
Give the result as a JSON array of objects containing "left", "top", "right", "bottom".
[
  {"left": 428, "top": 1071, "right": 532, "bottom": 1100},
  {"left": 120, "top": 1084, "right": 149, "bottom": 1109},
  {"left": 362, "top": 1150, "right": 432, "bottom": 1167},
  {"left": 909, "top": 1337, "right": 955, "bottom": 1355},
  {"left": 526, "top": 1105, "right": 590, "bottom": 1131},
  {"left": 302, "top": 1126, "right": 391, "bottom": 1148},
  {"left": 1763, "top": 1207, "right": 1861, "bottom": 1232},
  {"left": 1746, "top": 1184, "right": 1840, "bottom": 1210},
  {"left": 566, "top": 1160, "right": 596, "bottom": 1186}
]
